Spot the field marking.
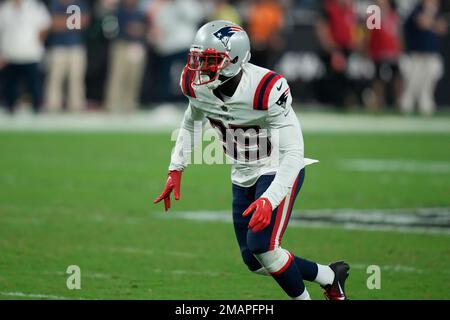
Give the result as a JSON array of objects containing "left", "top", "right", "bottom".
[
  {"left": 46, "top": 268, "right": 225, "bottom": 281},
  {"left": 0, "top": 291, "right": 83, "bottom": 300},
  {"left": 153, "top": 268, "right": 226, "bottom": 277},
  {"left": 166, "top": 207, "right": 450, "bottom": 235},
  {"left": 44, "top": 271, "right": 112, "bottom": 279},
  {"left": 1, "top": 110, "right": 449, "bottom": 133},
  {"left": 2, "top": 203, "right": 449, "bottom": 235},
  {"left": 350, "top": 263, "right": 424, "bottom": 274},
  {"left": 158, "top": 264, "right": 426, "bottom": 276},
  {"left": 101, "top": 246, "right": 197, "bottom": 258},
  {"left": 340, "top": 159, "right": 450, "bottom": 173}
]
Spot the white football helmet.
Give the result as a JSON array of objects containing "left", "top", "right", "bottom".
[{"left": 187, "top": 20, "right": 251, "bottom": 89}]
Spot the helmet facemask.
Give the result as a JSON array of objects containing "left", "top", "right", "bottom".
[{"left": 187, "top": 47, "right": 232, "bottom": 89}]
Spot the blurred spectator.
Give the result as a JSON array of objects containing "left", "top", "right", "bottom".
[
  {"left": 82, "top": 0, "right": 119, "bottom": 108},
  {"left": 366, "top": 0, "right": 402, "bottom": 111},
  {"left": 105, "top": 0, "right": 147, "bottom": 112},
  {"left": 247, "top": 0, "right": 285, "bottom": 69},
  {"left": 147, "top": 0, "right": 204, "bottom": 103},
  {"left": 401, "top": 0, "right": 448, "bottom": 116},
  {"left": 45, "top": 0, "right": 90, "bottom": 113},
  {"left": 210, "top": 0, "right": 242, "bottom": 26},
  {"left": 0, "top": 0, "right": 51, "bottom": 113},
  {"left": 315, "top": 0, "right": 358, "bottom": 107}
]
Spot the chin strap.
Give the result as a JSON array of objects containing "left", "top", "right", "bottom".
[
  {"left": 205, "top": 64, "right": 246, "bottom": 90},
  {"left": 200, "top": 53, "right": 249, "bottom": 90},
  {"left": 205, "top": 77, "right": 222, "bottom": 90},
  {"left": 200, "top": 74, "right": 232, "bottom": 90}
]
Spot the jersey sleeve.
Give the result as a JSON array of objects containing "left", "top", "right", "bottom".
[
  {"left": 266, "top": 76, "right": 293, "bottom": 118},
  {"left": 168, "top": 103, "right": 205, "bottom": 171},
  {"left": 260, "top": 79, "right": 305, "bottom": 208}
]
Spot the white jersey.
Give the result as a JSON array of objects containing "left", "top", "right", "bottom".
[{"left": 169, "top": 63, "right": 317, "bottom": 208}]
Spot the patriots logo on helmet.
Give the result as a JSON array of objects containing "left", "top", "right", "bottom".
[{"left": 213, "top": 26, "right": 243, "bottom": 47}]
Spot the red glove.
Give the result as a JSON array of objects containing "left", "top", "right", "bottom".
[
  {"left": 242, "top": 197, "right": 273, "bottom": 232},
  {"left": 153, "top": 171, "right": 182, "bottom": 212}
]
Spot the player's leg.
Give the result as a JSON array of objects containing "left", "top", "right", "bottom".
[
  {"left": 247, "top": 170, "right": 310, "bottom": 299},
  {"left": 251, "top": 171, "right": 312, "bottom": 279},
  {"left": 232, "top": 183, "right": 265, "bottom": 274},
  {"left": 232, "top": 180, "right": 312, "bottom": 279},
  {"left": 259, "top": 170, "right": 334, "bottom": 286},
  {"left": 250, "top": 169, "right": 350, "bottom": 299}
]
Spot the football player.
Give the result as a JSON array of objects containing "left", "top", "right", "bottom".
[{"left": 154, "top": 20, "right": 350, "bottom": 300}]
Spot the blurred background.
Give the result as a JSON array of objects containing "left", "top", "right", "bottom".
[
  {"left": 0, "top": 0, "right": 450, "bottom": 300},
  {"left": 0, "top": 0, "right": 449, "bottom": 115}
]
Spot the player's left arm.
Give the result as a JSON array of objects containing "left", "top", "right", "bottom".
[
  {"left": 262, "top": 79, "right": 304, "bottom": 208},
  {"left": 243, "top": 78, "right": 304, "bottom": 232}
]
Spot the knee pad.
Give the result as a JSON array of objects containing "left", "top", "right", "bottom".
[
  {"left": 252, "top": 267, "right": 269, "bottom": 276},
  {"left": 253, "top": 248, "right": 292, "bottom": 274}
]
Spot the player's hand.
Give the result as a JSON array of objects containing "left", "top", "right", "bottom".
[
  {"left": 242, "top": 197, "right": 273, "bottom": 232},
  {"left": 153, "top": 170, "right": 182, "bottom": 212}
]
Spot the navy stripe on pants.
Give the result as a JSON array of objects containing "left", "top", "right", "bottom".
[{"left": 232, "top": 168, "right": 305, "bottom": 271}]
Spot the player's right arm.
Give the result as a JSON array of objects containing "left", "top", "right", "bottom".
[
  {"left": 153, "top": 103, "right": 205, "bottom": 211},
  {"left": 168, "top": 103, "right": 205, "bottom": 171}
]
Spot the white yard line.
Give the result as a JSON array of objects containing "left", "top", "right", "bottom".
[
  {"left": 166, "top": 207, "right": 450, "bottom": 235},
  {"left": 2, "top": 203, "right": 449, "bottom": 235},
  {"left": 101, "top": 246, "right": 197, "bottom": 258},
  {"left": 44, "top": 271, "right": 112, "bottom": 279},
  {"left": 0, "top": 110, "right": 449, "bottom": 133},
  {"left": 0, "top": 291, "right": 82, "bottom": 300},
  {"left": 45, "top": 268, "right": 225, "bottom": 281},
  {"left": 153, "top": 268, "right": 225, "bottom": 277},
  {"left": 340, "top": 159, "right": 450, "bottom": 173},
  {"left": 350, "top": 264, "right": 424, "bottom": 274}
]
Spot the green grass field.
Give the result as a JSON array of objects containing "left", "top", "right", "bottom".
[{"left": 0, "top": 130, "right": 449, "bottom": 300}]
